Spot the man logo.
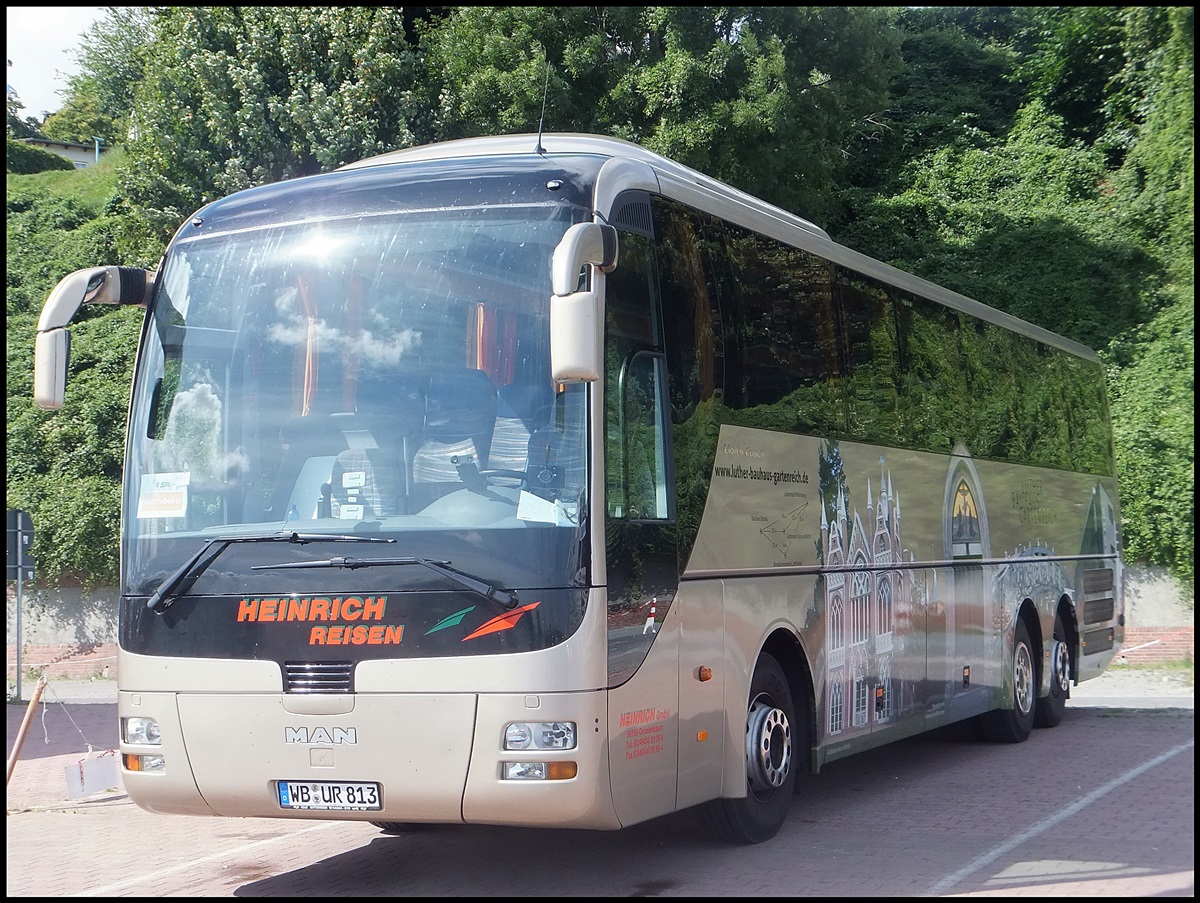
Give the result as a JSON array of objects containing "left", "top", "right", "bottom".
[{"left": 284, "top": 726, "right": 358, "bottom": 745}]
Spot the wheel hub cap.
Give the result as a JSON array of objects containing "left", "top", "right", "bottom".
[
  {"left": 1051, "top": 639, "right": 1071, "bottom": 693},
  {"left": 1014, "top": 641, "right": 1034, "bottom": 716},
  {"left": 746, "top": 697, "right": 791, "bottom": 794}
]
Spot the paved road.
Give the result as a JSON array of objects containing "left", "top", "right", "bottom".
[{"left": 6, "top": 669, "right": 1193, "bottom": 897}]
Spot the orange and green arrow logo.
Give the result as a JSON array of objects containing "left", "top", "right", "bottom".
[
  {"left": 424, "top": 607, "right": 475, "bottom": 635},
  {"left": 423, "top": 601, "right": 541, "bottom": 640},
  {"left": 462, "top": 601, "right": 541, "bottom": 641}
]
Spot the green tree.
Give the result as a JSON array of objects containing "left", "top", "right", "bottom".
[
  {"left": 6, "top": 156, "right": 139, "bottom": 587},
  {"left": 120, "top": 5, "right": 436, "bottom": 251},
  {"left": 420, "top": 6, "right": 901, "bottom": 223},
  {"left": 1108, "top": 294, "right": 1194, "bottom": 589},
  {"left": 41, "top": 6, "right": 156, "bottom": 147},
  {"left": 40, "top": 93, "right": 118, "bottom": 150},
  {"left": 1103, "top": 7, "right": 1194, "bottom": 591},
  {"left": 837, "top": 100, "right": 1155, "bottom": 351},
  {"left": 1010, "top": 6, "right": 1127, "bottom": 155},
  {"left": 6, "top": 91, "right": 46, "bottom": 139},
  {"left": 839, "top": 6, "right": 1024, "bottom": 204}
]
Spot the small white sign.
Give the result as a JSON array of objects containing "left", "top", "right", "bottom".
[
  {"left": 339, "top": 504, "right": 364, "bottom": 520},
  {"left": 65, "top": 751, "right": 119, "bottom": 798},
  {"left": 517, "top": 492, "right": 577, "bottom": 526},
  {"left": 517, "top": 491, "right": 557, "bottom": 523},
  {"left": 136, "top": 472, "right": 190, "bottom": 518},
  {"left": 342, "top": 471, "right": 366, "bottom": 489}
]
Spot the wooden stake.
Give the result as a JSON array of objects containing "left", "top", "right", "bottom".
[{"left": 6, "top": 676, "right": 47, "bottom": 786}]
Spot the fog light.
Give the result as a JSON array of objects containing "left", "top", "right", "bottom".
[
  {"left": 122, "top": 716, "right": 161, "bottom": 745},
  {"left": 503, "top": 761, "right": 546, "bottom": 780},
  {"left": 501, "top": 761, "right": 578, "bottom": 780}
]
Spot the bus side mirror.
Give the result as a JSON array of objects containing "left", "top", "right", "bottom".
[
  {"left": 34, "top": 329, "right": 71, "bottom": 409},
  {"left": 33, "top": 265, "right": 154, "bottom": 410},
  {"left": 550, "top": 223, "right": 618, "bottom": 383}
]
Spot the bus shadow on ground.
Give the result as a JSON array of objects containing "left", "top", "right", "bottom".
[{"left": 231, "top": 717, "right": 1074, "bottom": 897}]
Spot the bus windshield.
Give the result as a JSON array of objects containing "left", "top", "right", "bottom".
[{"left": 122, "top": 182, "right": 590, "bottom": 602}]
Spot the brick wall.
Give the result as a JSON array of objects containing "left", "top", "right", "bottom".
[
  {"left": 1117, "top": 627, "right": 1194, "bottom": 665},
  {"left": 7, "top": 643, "right": 117, "bottom": 681}
]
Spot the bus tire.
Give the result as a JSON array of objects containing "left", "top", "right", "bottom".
[
  {"left": 701, "top": 652, "right": 797, "bottom": 844},
  {"left": 370, "top": 821, "right": 424, "bottom": 835},
  {"left": 979, "top": 618, "right": 1036, "bottom": 743},
  {"left": 1034, "top": 611, "right": 1071, "bottom": 728}
]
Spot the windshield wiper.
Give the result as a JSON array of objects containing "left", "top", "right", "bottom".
[
  {"left": 251, "top": 555, "right": 520, "bottom": 609},
  {"left": 147, "top": 531, "right": 396, "bottom": 613}
]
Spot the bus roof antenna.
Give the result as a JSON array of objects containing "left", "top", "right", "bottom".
[{"left": 534, "top": 56, "right": 551, "bottom": 155}]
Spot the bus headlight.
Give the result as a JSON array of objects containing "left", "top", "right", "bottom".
[
  {"left": 504, "top": 721, "right": 576, "bottom": 750},
  {"left": 122, "top": 716, "right": 161, "bottom": 745}
]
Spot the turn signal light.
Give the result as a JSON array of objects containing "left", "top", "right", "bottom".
[{"left": 123, "top": 753, "right": 165, "bottom": 772}]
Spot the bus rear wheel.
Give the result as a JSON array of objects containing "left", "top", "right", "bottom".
[
  {"left": 702, "top": 652, "right": 797, "bottom": 844},
  {"left": 979, "top": 618, "right": 1036, "bottom": 743},
  {"left": 1034, "top": 612, "right": 1071, "bottom": 728}
]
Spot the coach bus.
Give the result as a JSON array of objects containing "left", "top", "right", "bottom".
[{"left": 33, "top": 133, "right": 1123, "bottom": 844}]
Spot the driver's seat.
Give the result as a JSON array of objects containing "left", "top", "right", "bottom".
[
  {"left": 410, "top": 370, "right": 498, "bottom": 507},
  {"left": 488, "top": 381, "right": 553, "bottom": 476}
]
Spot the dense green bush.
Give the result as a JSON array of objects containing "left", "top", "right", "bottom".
[{"left": 6, "top": 138, "right": 76, "bottom": 174}]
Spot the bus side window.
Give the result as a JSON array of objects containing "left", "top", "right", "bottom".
[
  {"left": 837, "top": 270, "right": 901, "bottom": 444},
  {"left": 615, "top": 352, "right": 672, "bottom": 520},
  {"left": 603, "top": 230, "right": 672, "bottom": 522}
]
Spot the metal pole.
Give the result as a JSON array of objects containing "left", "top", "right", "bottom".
[
  {"left": 7, "top": 511, "right": 33, "bottom": 702},
  {"left": 14, "top": 533, "right": 23, "bottom": 702},
  {"left": 14, "top": 578, "right": 22, "bottom": 702}
]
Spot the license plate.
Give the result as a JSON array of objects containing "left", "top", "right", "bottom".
[{"left": 277, "top": 780, "right": 382, "bottom": 811}]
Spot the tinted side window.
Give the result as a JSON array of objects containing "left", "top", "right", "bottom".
[
  {"left": 604, "top": 231, "right": 662, "bottom": 519},
  {"left": 720, "top": 225, "right": 843, "bottom": 435},
  {"left": 653, "top": 201, "right": 721, "bottom": 420},
  {"left": 837, "top": 269, "right": 901, "bottom": 445},
  {"left": 894, "top": 291, "right": 968, "bottom": 455},
  {"left": 652, "top": 198, "right": 723, "bottom": 567},
  {"left": 958, "top": 319, "right": 1113, "bottom": 474},
  {"left": 894, "top": 289, "right": 1113, "bottom": 473}
]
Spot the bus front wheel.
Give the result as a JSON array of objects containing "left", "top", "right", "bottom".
[
  {"left": 370, "top": 821, "right": 426, "bottom": 835},
  {"left": 702, "top": 652, "right": 797, "bottom": 844},
  {"left": 979, "top": 618, "right": 1037, "bottom": 743}
]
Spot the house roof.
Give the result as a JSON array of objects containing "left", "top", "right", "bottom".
[{"left": 18, "top": 137, "right": 101, "bottom": 152}]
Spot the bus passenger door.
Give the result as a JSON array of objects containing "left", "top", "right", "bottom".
[{"left": 602, "top": 229, "right": 682, "bottom": 826}]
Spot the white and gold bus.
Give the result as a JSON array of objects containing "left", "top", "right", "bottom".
[{"left": 33, "top": 133, "right": 1123, "bottom": 844}]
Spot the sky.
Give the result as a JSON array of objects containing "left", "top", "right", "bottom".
[{"left": 6, "top": 6, "right": 107, "bottom": 119}]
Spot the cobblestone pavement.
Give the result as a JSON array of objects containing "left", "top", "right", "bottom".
[
  {"left": 6, "top": 666, "right": 1192, "bottom": 897},
  {"left": 7, "top": 665, "right": 1193, "bottom": 814}
]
